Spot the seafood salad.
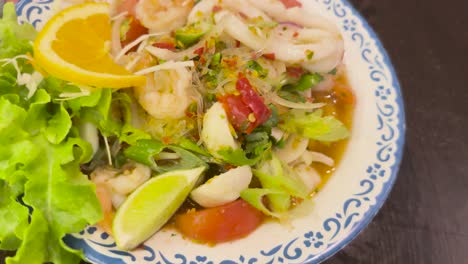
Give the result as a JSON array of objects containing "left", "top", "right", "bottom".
[{"left": 0, "top": 0, "right": 355, "bottom": 262}]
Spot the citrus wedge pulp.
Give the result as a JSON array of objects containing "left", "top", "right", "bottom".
[
  {"left": 112, "top": 167, "right": 206, "bottom": 250},
  {"left": 33, "top": 3, "right": 146, "bottom": 88}
]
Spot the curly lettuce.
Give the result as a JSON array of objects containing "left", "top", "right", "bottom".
[{"left": 0, "top": 4, "right": 102, "bottom": 263}]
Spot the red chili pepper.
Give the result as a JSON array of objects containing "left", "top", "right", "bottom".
[
  {"left": 153, "top": 42, "right": 176, "bottom": 51},
  {"left": 193, "top": 47, "right": 205, "bottom": 56},
  {"left": 212, "top": 5, "right": 222, "bottom": 13},
  {"left": 286, "top": 66, "right": 305, "bottom": 78},
  {"left": 262, "top": 53, "right": 276, "bottom": 60},
  {"left": 223, "top": 57, "right": 238, "bottom": 68},
  {"left": 238, "top": 12, "right": 249, "bottom": 19},
  {"left": 279, "top": 0, "right": 302, "bottom": 9}
]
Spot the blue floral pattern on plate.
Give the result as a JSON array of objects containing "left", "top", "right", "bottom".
[{"left": 16, "top": 0, "right": 406, "bottom": 263}]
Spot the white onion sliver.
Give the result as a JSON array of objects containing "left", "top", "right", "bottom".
[
  {"left": 270, "top": 94, "right": 325, "bottom": 110},
  {"left": 115, "top": 33, "right": 167, "bottom": 61},
  {"left": 111, "top": 15, "right": 125, "bottom": 56},
  {"left": 309, "top": 151, "right": 335, "bottom": 167},
  {"left": 125, "top": 54, "right": 143, "bottom": 71},
  {"left": 134, "top": 60, "right": 195, "bottom": 75},
  {"left": 111, "top": 11, "right": 128, "bottom": 21}
]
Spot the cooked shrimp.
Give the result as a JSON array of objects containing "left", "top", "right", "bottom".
[
  {"left": 95, "top": 183, "right": 114, "bottom": 234},
  {"left": 135, "top": 67, "right": 195, "bottom": 119},
  {"left": 135, "top": 0, "right": 194, "bottom": 32},
  {"left": 91, "top": 163, "right": 152, "bottom": 209}
]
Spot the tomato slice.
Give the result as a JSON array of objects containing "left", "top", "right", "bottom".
[
  {"left": 121, "top": 17, "right": 148, "bottom": 47},
  {"left": 236, "top": 76, "right": 271, "bottom": 129},
  {"left": 219, "top": 94, "right": 251, "bottom": 132},
  {"left": 175, "top": 199, "right": 264, "bottom": 243}
]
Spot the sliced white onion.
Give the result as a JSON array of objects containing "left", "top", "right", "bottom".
[
  {"left": 269, "top": 93, "right": 325, "bottom": 110},
  {"left": 111, "top": 15, "right": 125, "bottom": 57},
  {"left": 294, "top": 164, "right": 321, "bottom": 193},
  {"left": 274, "top": 135, "right": 309, "bottom": 164},
  {"left": 134, "top": 60, "right": 194, "bottom": 75},
  {"left": 271, "top": 128, "right": 286, "bottom": 142},
  {"left": 301, "top": 151, "right": 334, "bottom": 167},
  {"left": 191, "top": 165, "right": 252, "bottom": 207},
  {"left": 79, "top": 122, "right": 99, "bottom": 156},
  {"left": 115, "top": 33, "right": 167, "bottom": 61}
]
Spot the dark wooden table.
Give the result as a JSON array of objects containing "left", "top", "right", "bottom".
[
  {"left": 2, "top": 0, "right": 468, "bottom": 263},
  {"left": 325, "top": 0, "right": 468, "bottom": 263}
]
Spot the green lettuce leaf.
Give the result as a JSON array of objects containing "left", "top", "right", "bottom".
[
  {"left": 0, "top": 3, "right": 36, "bottom": 103},
  {"left": 279, "top": 109, "right": 350, "bottom": 142},
  {"left": 0, "top": 93, "right": 102, "bottom": 264},
  {"left": 5, "top": 210, "right": 48, "bottom": 264},
  {"left": 0, "top": 180, "right": 29, "bottom": 250},
  {"left": 0, "top": 3, "right": 36, "bottom": 59}
]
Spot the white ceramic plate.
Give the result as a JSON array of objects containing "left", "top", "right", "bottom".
[{"left": 15, "top": 0, "right": 406, "bottom": 263}]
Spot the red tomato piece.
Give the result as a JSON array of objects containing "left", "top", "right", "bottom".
[
  {"left": 116, "top": 0, "right": 149, "bottom": 48},
  {"left": 279, "top": 0, "right": 302, "bottom": 9},
  {"left": 236, "top": 76, "right": 271, "bottom": 129},
  {"left": 219, "top": 95, "right": 251, "bottom": 132},
  {"left": 262, "top": 53, "right": 276, "bottom": 60},
  {"left": 175, "top": 200, "right": 265, "bottom": 243},
  {"left": 121, "top": 17, "right": 149, "bottom": 47},
  {"left": 193, "top": 47, "right": 205, "bottom": 56}
]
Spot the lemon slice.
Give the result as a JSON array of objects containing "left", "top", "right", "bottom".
[
  {"left": 33, "top": 3, "right": 146, "bottom": 88},
  {"left": 112, "top": 167, "right": 206, "bottom": 250}
]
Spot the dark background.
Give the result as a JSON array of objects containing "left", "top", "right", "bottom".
[
  {"left": 325, "top": 0, "right": 468, "bottom": 263},
  {"left": 2, "top": 0, "right": 468, "bottom": 263}
]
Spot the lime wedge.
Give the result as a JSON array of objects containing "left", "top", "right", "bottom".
[{"left": 112, "top": 166, "right": 206, "bottom": 250}]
